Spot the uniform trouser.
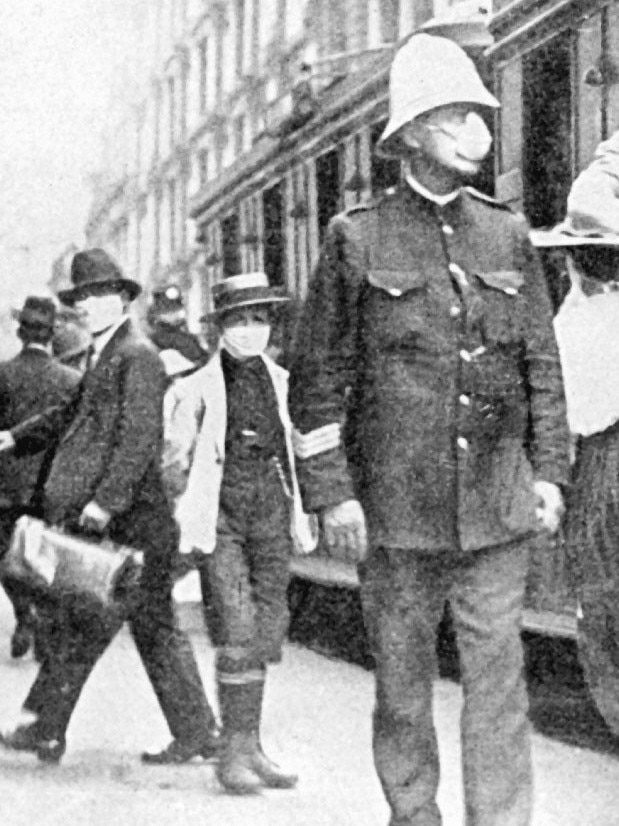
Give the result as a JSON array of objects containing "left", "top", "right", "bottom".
[
  {"left": 23, "top": 554, "right": 216, "bottom": 745},
  {"left": 359, "top": 542, "right": 531, "bottom": 826}
]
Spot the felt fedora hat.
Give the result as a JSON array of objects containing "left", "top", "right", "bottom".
[
  {"left": 530, "top": 130, "right": 619, "bottom": 248},
  {"left": 58, "top": 248, "right": 141, "bottom": 304},
  {"left": 11, "top": 296, "right": 57, "bottom": 328},
  {"left": 209, "top": 272, "right": 290, "bottom": 318}
]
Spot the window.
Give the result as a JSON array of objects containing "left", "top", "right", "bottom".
[
  {"left": 198, "top": 149, "right": 209, "bottom": 186},
  {"left": 168, "top": 179, "right": 177, "bottom": 253},
  {"left": 198, "top": 38, "right": 208, "bottom": 114},
  {"left": 315, "top": 148, "right": 342, "bottom": 242},
  {"left": 380, "top": 0, "right": 400, "bottom": 43},
  {"left": 235, "top": 0, "right": 246, "bottom": 78},
  {"left": 234, "top": 115, "right": 246, "bottom": 156},
  {"left": 167, "top": 76, "right": 176, "bottom": 148},
  {"left": 221, "top": 213, "right": 241, "bottom": 276}
]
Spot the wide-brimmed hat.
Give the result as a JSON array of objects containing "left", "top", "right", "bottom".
[
  {"left": 58, "top": 248, "right": 141, "bottom": 304},
  {"left": 11, "top": 296, "right": 56, "bottom": 329},
  {"left": 530, "top": 131, "right": 619, "bottom": 249},
  {"left": 376, "top": 33, "right": 499, "bottom": 159},
  {"left": 208, "top": 272, "right": 290, "bottom": 318}
]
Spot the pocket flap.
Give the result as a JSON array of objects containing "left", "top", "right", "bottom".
[
  {"left": 475, "top": 270, "right": 525, "bottom": 294},
  {"left": 368, "top": 269, "right": 427, "bottom": 297}
]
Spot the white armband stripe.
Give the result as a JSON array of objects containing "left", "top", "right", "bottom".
[{"left": 292, "top": 423, "right": 341, "bottom": 459}]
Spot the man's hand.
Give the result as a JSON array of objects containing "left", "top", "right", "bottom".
[
  {"left": 78, "top": 501, "right": 112, "bottom": 534},
  {"left": 533, "top": 481, "right": 564, "bottom": 534},
  {"left": 323, "top": 499, "right": 368, "bottom": 562},
  {"left": 0, "top": 431, "right": 15, "bottom": 452}
]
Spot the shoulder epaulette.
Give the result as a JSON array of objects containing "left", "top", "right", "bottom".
[{"left": 464, "top": 186, "right": 512, "bottom": 211}]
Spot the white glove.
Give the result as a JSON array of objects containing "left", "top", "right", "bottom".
[
  {"left": 323, "top": 499, "right": 368, "bottom": 562},
  {"left": 78, "top": 501, "right": 112, "bottom": 534},
  {"left": 533, "top": 480, "right": 564, "bottom": 534},
  {"left": 0, "top": 431, "right": 15, "bottom": 452}
]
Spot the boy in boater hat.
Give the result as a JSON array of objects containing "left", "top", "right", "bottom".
[
  {"left": 289, "top": 34, "right": 569, "bottom": 826},
  {"left": 164, "top": 272, "right": 316, "bottom": 794}
]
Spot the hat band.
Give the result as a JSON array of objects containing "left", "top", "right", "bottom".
[{"left": 213, "top": 285, "right": 288, "bottom": 313}]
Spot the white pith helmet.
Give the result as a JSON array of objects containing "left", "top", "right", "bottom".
[{"left": 377, "top": 33, "right": 499, "bottom": 158}]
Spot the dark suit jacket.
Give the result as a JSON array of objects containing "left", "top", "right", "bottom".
[
  {"left": 11, "top": 320, "right": 176, "bottom": 557},
  {"left": 0, "top": 347, "right": 79, "bottom": 510}
]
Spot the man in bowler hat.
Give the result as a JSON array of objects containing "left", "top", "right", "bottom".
[
  {"left": 289, "top": 34, "right": 569, "bottom": 826},
  {"left": 0, "top": 297, "right": 79, "bottom": 659},
  {"left": 0, "top": 248, "right": 218, "bottom": 764}
]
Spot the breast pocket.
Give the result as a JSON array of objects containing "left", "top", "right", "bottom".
[
  {"left": 365, "top": 269, "right": 434, "bottom": 360},
  {"left": 474, "top": 270, "right": 527, "bottom": 345}
]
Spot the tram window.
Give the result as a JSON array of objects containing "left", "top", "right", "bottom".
[
  {"left": 522, "top": 33, "right": 572, "bottom": 229},
  {"left": 316, "top": 148, "right": 342, "bottom": 242},
  {"left": 262, "top": 183, "right": 285, "bottom": 288},
  {"left": 370, "top": 120, "right": 401, "bottom": 193},
  {"left": 221, "top": 213, "right": 241, "bottom": 277}
]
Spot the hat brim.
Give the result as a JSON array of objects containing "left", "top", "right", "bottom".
[
  {"left": 202, "top": 295, "right": 290, "bottom": 322},
  {"left": 529, "top": 228, "right": 619, "bottom": 248},
  {"left": 58, "top": 278, "right": 141, "bottom": 304}
]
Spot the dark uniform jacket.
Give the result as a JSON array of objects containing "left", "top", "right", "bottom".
[
  {"left": 10, "top": 320, "right": 176, "bottom": 557},
  {"left": 289, "top": 184, "right": 570, "bottom": 553},
  {"left": 0, "top": 347, "right": 79, "bottom": 510}
]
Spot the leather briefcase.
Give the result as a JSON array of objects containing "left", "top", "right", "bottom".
[{"left": 2, "top": 515, "right": 143, "bottom": 609}]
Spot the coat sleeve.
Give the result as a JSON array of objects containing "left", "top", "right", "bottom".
[
  {"left": 93, "top": 348, "right": 166, "bottom": 515},
  {"left": 516, "top": 218, "right": 571, "bottom": 487},
  {"left": 10, "top": 385, "right": 82, "bottom": 456},
  {"left": 161, "top": 376, "right": 204, "bottom": 503},
  {"left": 288, "top": 215, "right": 363, "bottom": 511}
]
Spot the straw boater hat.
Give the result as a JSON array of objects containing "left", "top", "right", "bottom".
[
  {"left": 58, "top": 248, "right": 141, "bottom": 304},
  {"left": 530, "top": 130, "right": 619, "bottom": 248},
  {"left": 376, "top": 33, "right": 499, "bottom": 159},
  {"left": 208, "top": 272, "right": 290, "bottom": 319}
]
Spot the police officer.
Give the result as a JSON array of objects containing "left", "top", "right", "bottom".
[
  {"left": 147, "top": 284, "right": 209, "bottom": 372},
  {"left": 289, "top": 35, "right": 569, "bottom": 826}
]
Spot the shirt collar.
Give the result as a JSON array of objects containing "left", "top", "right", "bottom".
[
  {"left": 404, "top": 167, "right": 460, "bottom": 207},
  {"left": 92, "top": 316, "right": 129, "bottom": 356},
  {"left": 23, "top": 343, "right": 50, "bottom": 354}
]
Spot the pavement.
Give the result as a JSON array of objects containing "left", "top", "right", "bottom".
[{"left": 0, "top": 578, "right": 617, "bottom": 825}]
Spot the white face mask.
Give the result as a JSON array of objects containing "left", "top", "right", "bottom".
[
  {"left": 427, "top": 111, "right": 492, "bottom": 163},
  {"left": 221, "top": 323, "right": 271, "bottom": 359},
  {"left": 76, "top": 293, "right": 125, "bottom": 334}
]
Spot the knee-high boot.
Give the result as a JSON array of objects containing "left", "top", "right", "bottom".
[{"left": 216, "top": 668, "right": 298, "bottom": 794}]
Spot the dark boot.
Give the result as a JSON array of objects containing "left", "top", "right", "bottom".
[
  {"left": 245, "top": 678, "right": 298, "bottom": 790},
  {"left": 0, "top": 721, "right": 65, "bottom": 764},
  {"left": 216, "top": 678, "right": 262, "bottom": 795}
]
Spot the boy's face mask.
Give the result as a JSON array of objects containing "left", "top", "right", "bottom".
[{"left": 220, "top": 304, "right": 272, "bottom": 359}]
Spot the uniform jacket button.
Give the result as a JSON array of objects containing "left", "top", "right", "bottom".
[
  {"left": 459, "top": 349, "right": 472, "bottom": 362},
  {"left": 457, "top": 436, "right": 469, "bottom": 450},
  {"left": 450, "top": 305, "right": 461, "bottom": 318},
  {"left": 442, "top": 223, "right": 454, "bottom": 236},
  {"left": 459, "top": 394, "right": 471, "bottom": 406}
]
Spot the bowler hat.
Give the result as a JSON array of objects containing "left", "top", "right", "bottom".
[
  {"left": 209, "top": 272, "right": 290, "bottom": 318},
  {"left": 11, "top": 296, "right": 56, "bottom": 329},
  {"left": 58, "top": 248, "right": 141, "bottom": 304}
]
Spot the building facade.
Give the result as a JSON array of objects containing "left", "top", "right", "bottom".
[{"left": 84, "top": 0, "right": 482, "bottom": 326}]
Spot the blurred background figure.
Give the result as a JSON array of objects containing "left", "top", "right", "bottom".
[
  {"left": 146, "top": 284, "right": 209, "bottom": 374},
  {"left": 0, "top": 297, "right": 80, "bottom": 659},
  {"left": 52, "top": 305, "right": 92, "bottom": 373}
]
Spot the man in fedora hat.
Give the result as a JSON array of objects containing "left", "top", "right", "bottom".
[
  {"left": 51, "top": 305, "right": 92, "bottom": 373},
  {"left": 0, "top": 297, "right": 80, "bottom": 660},
  {"left": 163, "top": 272, "right": 312, "bottom": 794},
  {"left": 0, "top": 248, "right": 218, "bottom": 765},
  {"left": 289, "top": 33, "right": 569, "bottom": 826}
]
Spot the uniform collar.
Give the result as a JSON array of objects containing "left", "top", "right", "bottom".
[{"left": 404, "top": 166, "right": 460, "bottom": 207}]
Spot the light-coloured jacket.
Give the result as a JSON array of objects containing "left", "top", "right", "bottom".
[{"left": 163, "top": 350, "right": 317, "bottom": 555}]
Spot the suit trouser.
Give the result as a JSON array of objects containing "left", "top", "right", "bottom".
[
  {"left": 23, "top": 554, "right": 216, "bottom": 744},
  {"left": 0, "top": 508, "right": 33, "bottom": 627},
  {"left": 359, "top": 542, "right": 531, "bottom": 826}
]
